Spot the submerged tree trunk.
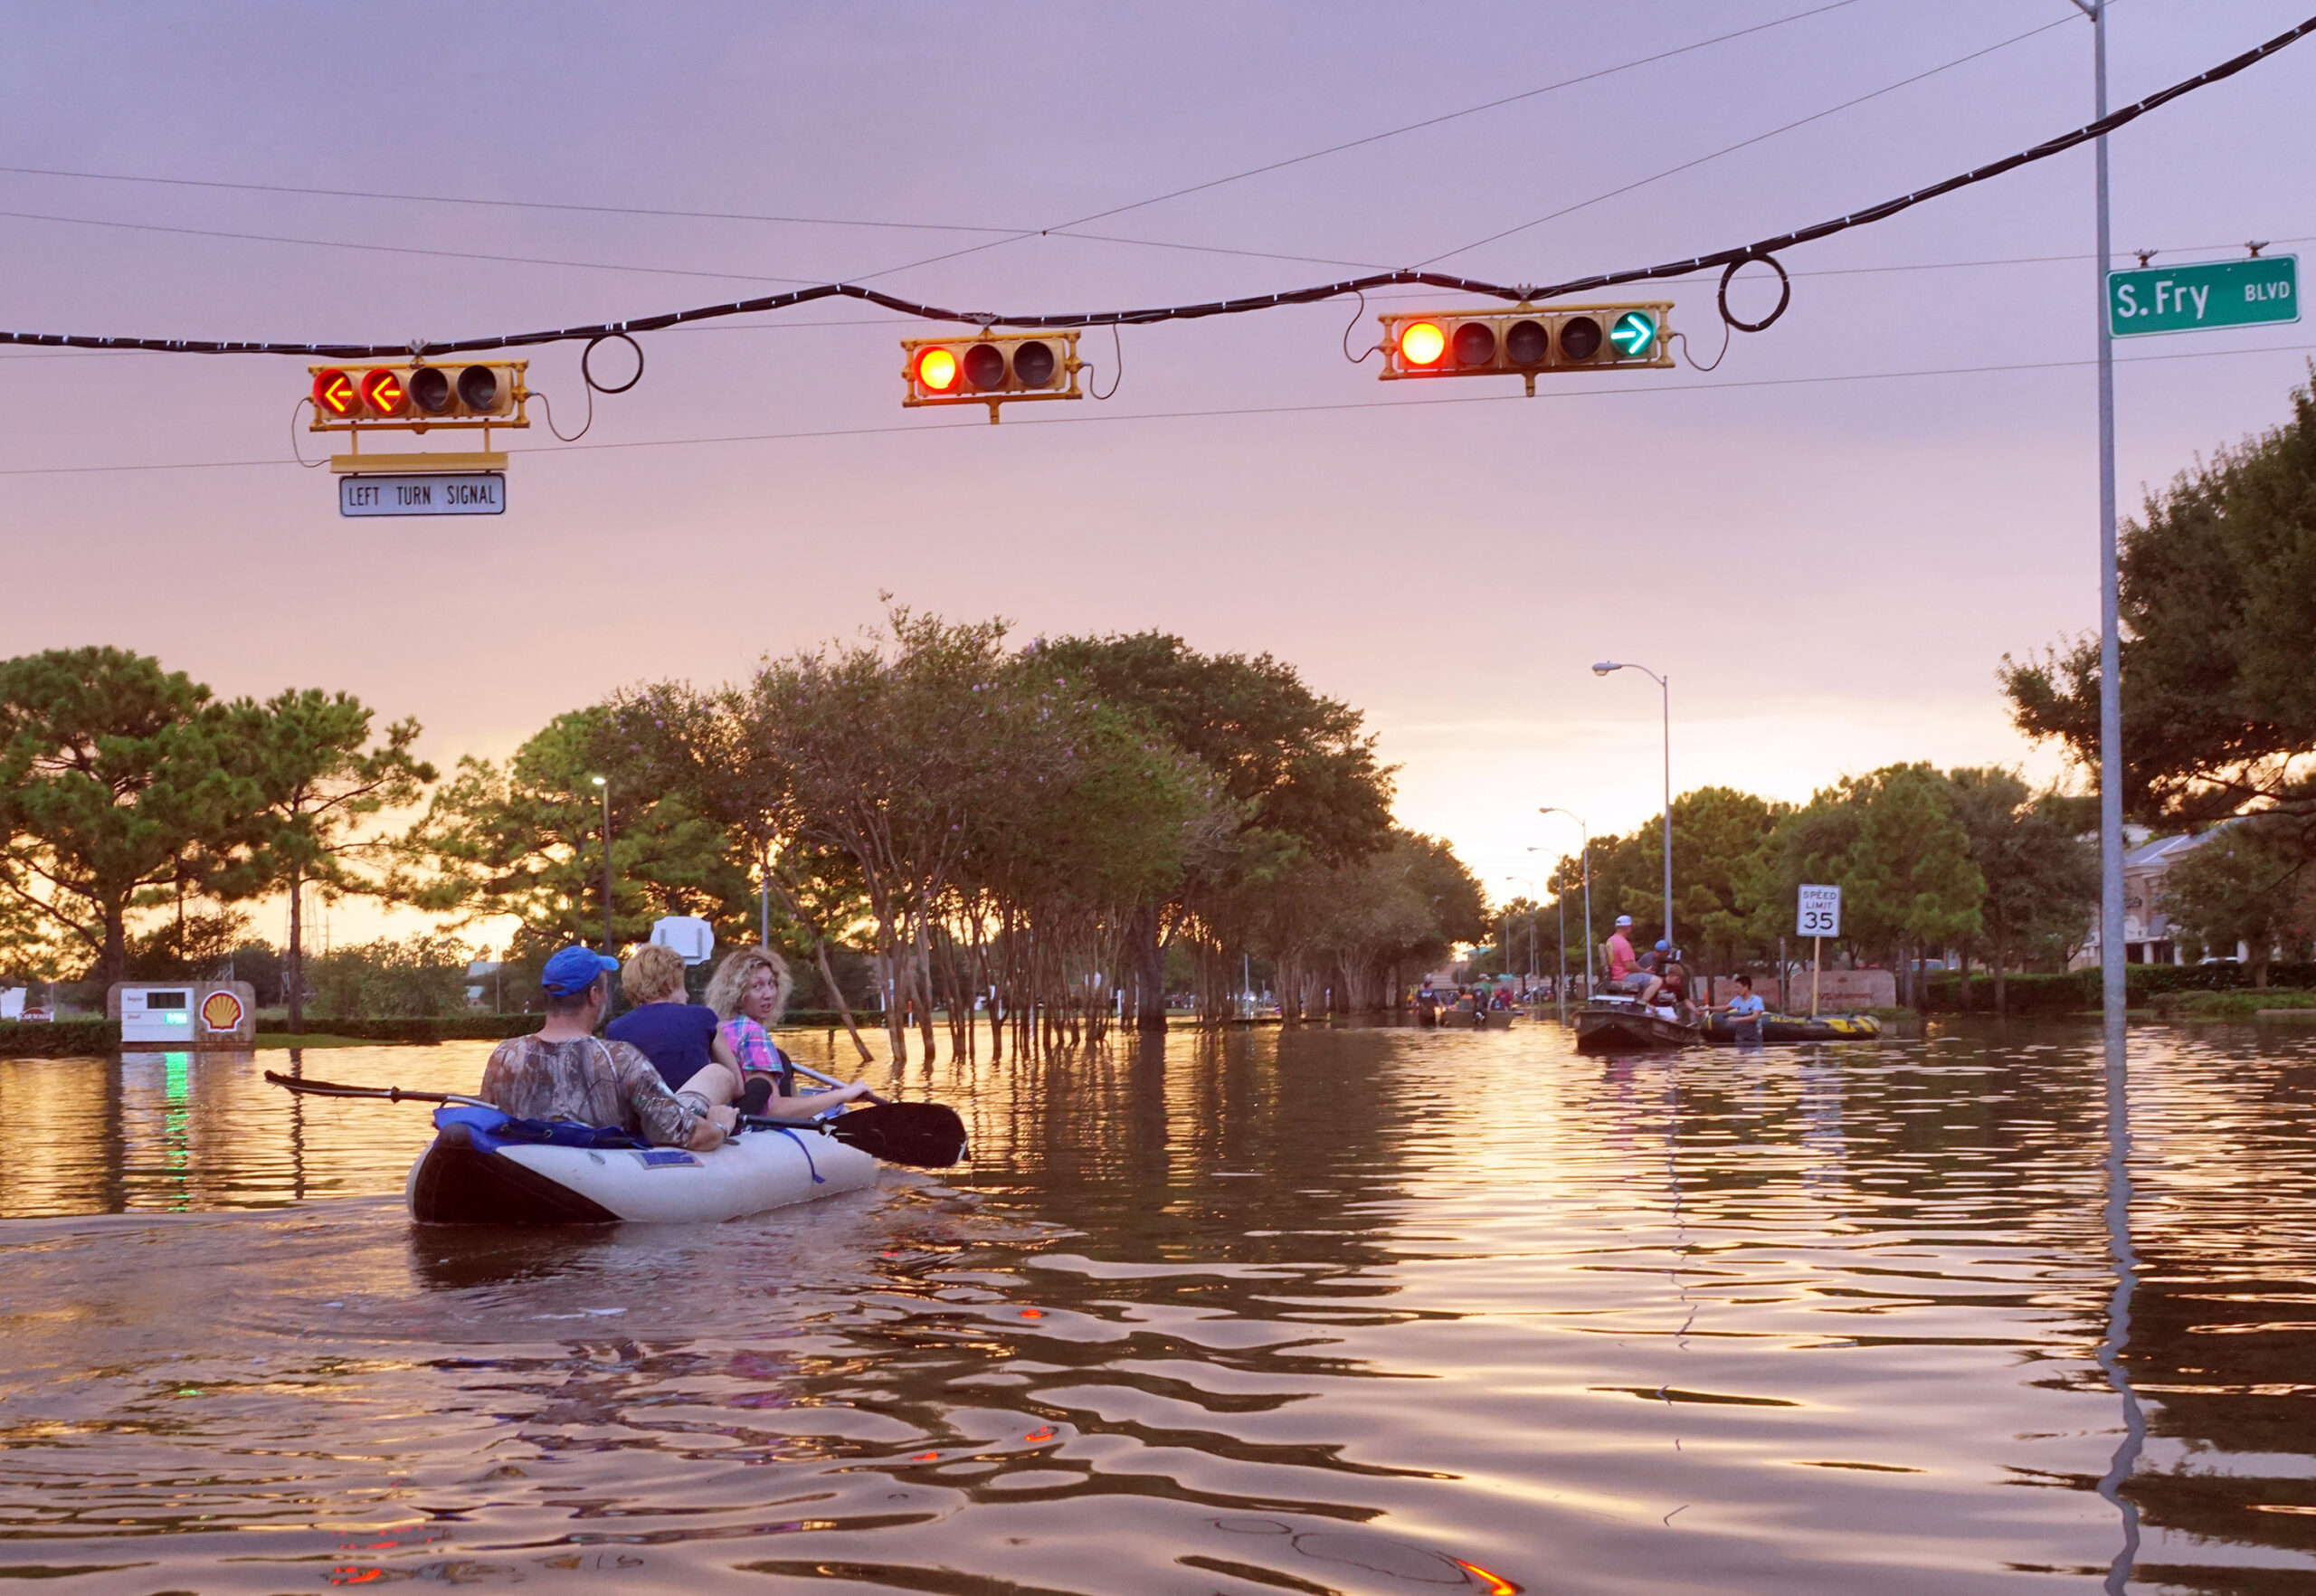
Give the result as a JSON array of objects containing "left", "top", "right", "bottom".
[
  {"left": 1129, "top": 904, "right": 1167, "bottom": 1031},
  {"left": 816, "top": 941, "right": 873, "bottom": 1063}
]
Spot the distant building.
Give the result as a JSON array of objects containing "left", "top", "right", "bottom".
[
  {"left": 465, "top": 959, "right": 501, "bottom": 1010},
  {"left": 2074, "top": 829, "right": 2216, "bottom": 968}
]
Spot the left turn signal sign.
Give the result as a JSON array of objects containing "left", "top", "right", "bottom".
[{"left": 313, "top": 368, "right": 357, "bottom": 417}]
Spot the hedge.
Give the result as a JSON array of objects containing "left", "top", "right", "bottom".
[
  {"left": 0, "top": 1019, "right": 119, "bottom": 1057},
  {"left": 1922, "top": 962, "right": 2316, "bottom": 1016}
]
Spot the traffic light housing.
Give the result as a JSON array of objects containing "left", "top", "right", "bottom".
[
  {"left": 1378, "top": 304, "right": 1674, "bottom": 394},
  {"left": 308, "top": 359, "right": 530, "bottom": 433},
  {"left": 901, "top": 331, "right": 1082, "bottom": 423}
]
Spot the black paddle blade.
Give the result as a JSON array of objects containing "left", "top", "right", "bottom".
[{"left": 821, "top": 1102, "right": 968, "bottom": 1169}]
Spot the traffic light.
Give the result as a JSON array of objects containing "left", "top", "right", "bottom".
[
  {"left": 901, "top": 331, "right": 1082, "bottom": 423},
  {"left": 307, "top": 360, "right": 530, "bottom": 433},
  {"left": 1378, "top": 304, "right": 1674, "bottom": 394}
]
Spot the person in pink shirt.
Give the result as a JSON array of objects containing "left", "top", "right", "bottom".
[{"left": 1603, "top": 915, "right": 1653, "bottom": 997}]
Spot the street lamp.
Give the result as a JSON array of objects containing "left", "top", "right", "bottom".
[
  {"left": 1536, "top": 808, "right": 1593, "bottom": 1004},
  {"left": 590, "top": 774, "right": 612, "bottom": 956},
  {"left": 1593, "top": 660, "right": 1673, "bottom": 950}
]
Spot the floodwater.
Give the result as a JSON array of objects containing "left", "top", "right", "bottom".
[{"left": 1, "top": 1021, "right": 2312, "bottom": 1596}]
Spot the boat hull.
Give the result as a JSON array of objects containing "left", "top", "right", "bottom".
[
  {"left": 1702, "top": 1012, "right": 1882, "bottom": 1044},
  {"left": 1574, "top": 1002, "right": 1701, "bottom": 1053},
  {"left": 407, "top": 1107, "right": 878, "bottom": 1225}
]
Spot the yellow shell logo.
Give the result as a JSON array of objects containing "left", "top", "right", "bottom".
[{"left": 200, "top": 990, "right": 245, "bottom": 1032}]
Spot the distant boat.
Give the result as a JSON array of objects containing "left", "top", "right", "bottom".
[
  {"left": 1441, "top": 1006, "right": 1517, "bottom": 1029},
  {"left": 1574, "top": 1000, "right": 1701, "bottom": 1053},
  {"left": 1701, "top": 1011, "right": 1880, "bottom": 1043}
]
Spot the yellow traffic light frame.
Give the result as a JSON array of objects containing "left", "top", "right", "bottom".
[
  {"left": 901, "top": 330, "right": 1083, "bottom": 423},
  {"left": 307, "top": 358, "right": 531, "bottom": 438},
  {"left": 1378, "top": 303, "right": 1675, "bottom": 395}
]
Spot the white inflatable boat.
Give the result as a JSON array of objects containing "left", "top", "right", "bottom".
[{"left": 407, "top": 1104, "right": 879, "bottom": 1224}]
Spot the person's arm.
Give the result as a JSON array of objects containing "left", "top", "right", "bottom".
[
  {"left": 709, "top": 1026, "right": 741, "bottom": 1074},
  {"left": 613, "top": 1044, "right": 723, "bottom": 1150},
  {"left": 757, "top": 1079, "right": 875, "bottom": 1121}
]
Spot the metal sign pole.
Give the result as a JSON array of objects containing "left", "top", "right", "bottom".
[{"left": 1811, "top": 936, "right": 1823, "bottom": 1019}]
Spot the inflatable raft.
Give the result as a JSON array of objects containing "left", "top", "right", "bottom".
[
  {"left": 408, "top": 1104, "right": 879, "bottom": 1225},
  {"left": 1702, "top": 1012, "right": 1882, "bottom": 1044}
]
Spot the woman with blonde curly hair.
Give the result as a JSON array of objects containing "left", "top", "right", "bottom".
[{"left": 706, "top": 945, "right": 872, "bottom": 1121}]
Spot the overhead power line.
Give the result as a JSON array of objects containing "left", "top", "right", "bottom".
[
  {"left": 1, "top": 10, "right": 2310, "bottom": 359},
  {"left": 0, "top": 0, "right": 1865, "bottom": 285}
]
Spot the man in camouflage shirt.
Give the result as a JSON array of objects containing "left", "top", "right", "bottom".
[{"left": 479, "top": 946, "right": 732, "bottom": 1152}]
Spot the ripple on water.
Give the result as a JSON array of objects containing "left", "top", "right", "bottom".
[{"left": 0, "top": 1022, "right": 2312, "bottom": 1592}]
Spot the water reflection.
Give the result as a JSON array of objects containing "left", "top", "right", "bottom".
[{"left": 0, "top": 1022, "right": 2310, "bottom": 1593}]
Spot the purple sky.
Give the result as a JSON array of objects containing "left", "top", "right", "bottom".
[{"left": 6, "top": 2, "right": 2313, "bottom": 938}]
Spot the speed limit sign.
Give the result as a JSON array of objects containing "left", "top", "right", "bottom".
[{"left": 1797, "top": 884, "right": 1842, "bottom": 937}]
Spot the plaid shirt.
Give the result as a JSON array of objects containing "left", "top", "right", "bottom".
[{"left": 479, "top": 1034, "right": 702, "bottom": 1147}]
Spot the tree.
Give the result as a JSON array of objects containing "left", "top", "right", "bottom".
[
  {"left": 1037, "top": 632, "right": 1396, "bottom": 1027},
  {"left": 1843, "top": 764, "right": 1984, "bottom": 1005},
  {"left": 216, "top": 689, "right": 436, "bottom": 1032},
  {"left": 2158, "top": 816, "right": 2315, "bottom": 988},
  {"left": 1945, "top": 767, "right": 2098, "bottom": 1012},
  {"left": 2003, "top": 369, "right": 2316, "bottom": 831},
  {"left": 0, "top": 648, "right": 261, "bottom": 989},
  {"left": 406, "top": 708, "right": 749, "bottom": 970},
  {"left": 1667, "top": 786, "right": 1784, "bottom": 973}
]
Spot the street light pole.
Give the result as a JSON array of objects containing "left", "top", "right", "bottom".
[
  {"left": 1536, "top": 809, "right": 1592, "bottom": 999},
  {"left": 591, "top": 775, "right": 612, "bottom": 954},
  {"left": 1593, "top": 661, "right": 1673, "bottom": 949}
]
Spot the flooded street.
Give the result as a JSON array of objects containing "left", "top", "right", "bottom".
[{"left": 2, "top": 1020, "right": 2312, "bottom": 1594}]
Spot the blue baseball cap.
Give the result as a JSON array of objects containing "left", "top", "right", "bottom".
[
  {"left": 1655, "top": 940, "right": 1672, "bottom": 952},
  {"left": 541, "top": 945, "right": 619, "bottom": 996}
]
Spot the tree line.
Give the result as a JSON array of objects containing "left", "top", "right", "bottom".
[
  {"left": 0, "top": 616, "right": 1483, "bottom": 1050},
  {"left": 1507, "top": 766, "right": 2096, "bottom": 1009}
]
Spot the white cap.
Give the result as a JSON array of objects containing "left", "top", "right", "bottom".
[{"left": 1615, "top": 915, "right": 1633, "bottom": 926}]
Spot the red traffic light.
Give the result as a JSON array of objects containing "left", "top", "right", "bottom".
[
  {"left": 313, "top": 369, "right": 356, "bottom": 417},
  {"left": 1400, "top": 321, "right": 1447, "bottom": 367},
  {"left": 359, "top": 368, "right": 407, "bottom": 414},
  {"left": 915, "top": 346, "right": 961, "bottom": 393}
]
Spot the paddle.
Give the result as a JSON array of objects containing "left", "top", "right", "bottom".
[
  {"left": 266, "top": 1069, "right": 969, "bottom": 1171},
  {"left": 265, "top": 1070, "right": 491, "bottom": 1108},
  {"left": 769, "top": 1060, "right": 969, "bottom": 1170}
]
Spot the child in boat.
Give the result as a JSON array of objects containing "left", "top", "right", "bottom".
[
  {"left": 702, "top": 945, "right": 873, "bottom": 1121},
  {"left": 606, "top": 943, "right": 750, "bottom": 1109}
]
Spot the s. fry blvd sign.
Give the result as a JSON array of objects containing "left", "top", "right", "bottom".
[
  {"left": 2107, "top": 255, "right": 2297, "bottom": 337},
  {"left": 1797, "top": 884, "right": 1841, "bottom": 938},
  {"left": 339, "top": 472, "right": 506, "bottom": 517}
]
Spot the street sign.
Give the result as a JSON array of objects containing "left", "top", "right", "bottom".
[
  {"left": 1797, "top": 884, "right": 1841, "bottom": 938},
  {"left": 2107, "top": 255, "right": 2297, "bottom": 337},
  {"left": 339, "top": 472, "right": 506, "bottom": 518}
]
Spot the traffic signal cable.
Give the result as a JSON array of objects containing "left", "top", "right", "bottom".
[
  {"left": 10, "top": 336, "right": 2312, "bottom": 480},
  {"left": 1, "top": 10, "right": 2309, "bottom": 361}
]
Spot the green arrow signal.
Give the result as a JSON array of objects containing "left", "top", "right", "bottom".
[{"left": 1609, "top": 311, "right": 1656, "bottom": 356}]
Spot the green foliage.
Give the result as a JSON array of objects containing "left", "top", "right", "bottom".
[
  {"left": 407, "top": 708, "right": 751, "bottom": 967},
  {"left": 126, "top": 907, "right": 252, "bottom": 982},
  {"left": 1845, "top": 764, "right": 1983, "bottom": 957},
  {"left": 307, "top": 935, "right": 474, "bottom": 1020},
  {"left": 0, "top": 647, "right": 264, "bottom": 987},
  {"left": 0, "top": 1018, "right": 119, "bottom": 1057},
  {"left": 2004, "top": 367, "right": 2316, "bottom": 830},
  {"left": 1945, "top": 767, "right": 2097, "bottom": 979},
  {"left": 2157, "top": 987, "right": 2316, "bottom": 1019}
]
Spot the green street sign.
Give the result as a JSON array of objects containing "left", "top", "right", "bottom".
[
  {"left": 1609, "top": 310, "right": 1657, "bottom": 357},
  {"left": 2107, "top": 255, "right": 2298, "bottom": 337}
]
